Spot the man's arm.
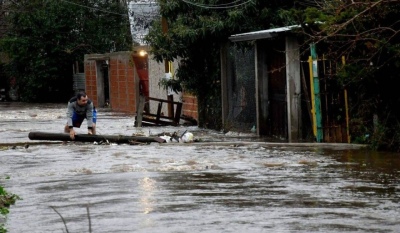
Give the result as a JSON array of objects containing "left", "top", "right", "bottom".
[
  {"left": 86, "top": 102, "right": 94, "bottom": 129},
  {"left": 67, "top": 102, "right": 75, "bottom": 128},
  {"left": 66, "top": 101, "right": 76, "bottom": 139}
]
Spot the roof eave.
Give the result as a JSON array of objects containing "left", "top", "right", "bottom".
[
  {"left": 229, "top": 32, "right": 280, "bottom": 42},
  {"left": 229, "top": 25, "right": 300, "bottom": 42}
]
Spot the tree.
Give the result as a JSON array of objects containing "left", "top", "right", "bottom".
[
  {"left": 145, "top": 0, "right": 296, "bottom": 128},
  {"left": 296, "top": 0, "right": 400, "bottom": 150},
  {"left": 0, "top": 0, "right": 132, "bottom": 102}
]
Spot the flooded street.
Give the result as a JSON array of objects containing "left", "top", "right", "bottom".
[{"left": 1, "top": 102, "right": 399, "bottom": 232}]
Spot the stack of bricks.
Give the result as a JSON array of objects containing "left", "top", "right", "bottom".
[{"left": 182, "top": 93, "right": 198, "bottom": 120}]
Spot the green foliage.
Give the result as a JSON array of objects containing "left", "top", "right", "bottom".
[
  {"left": 0, "top": 0, "right": 132, "bottom": 102},
  {"left": 362, "top": 118, "right": 400, "bottom": 152},
  {"left": 0, "top": 186, "right": 20, "bottom": 209},
  {"left": 159, "top": 76, "right": 182, "bottom": 94},
  {"left": 1, "top": 184, "right": 21, "bottom": 233},
  {"left": 0, "top": 225, "right": 5, "bottom": 233},
  {"left": 146, "top": 0, "right": 297, "bottom": 128},
  {"left": 299, "top": 1, "right": 400, "bottom": 151}
]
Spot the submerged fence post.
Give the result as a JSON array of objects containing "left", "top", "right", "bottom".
[{"left": 310, "top": 43, "right": 323, "bottom": 142}]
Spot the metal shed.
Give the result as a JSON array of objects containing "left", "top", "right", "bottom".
[{"left": 221, "top": 26, "right": 302, "bottom": 142}]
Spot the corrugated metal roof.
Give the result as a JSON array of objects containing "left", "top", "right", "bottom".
[{"left": 229, "top": 25, "right": 300, "bottom": 42}]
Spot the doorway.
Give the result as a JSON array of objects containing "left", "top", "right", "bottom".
[
  {"left": 258, "top": 39, "right": 288, "bottom": 140},
  {"left": 96, "top": 60, "right": 110, "bottom": 107}
]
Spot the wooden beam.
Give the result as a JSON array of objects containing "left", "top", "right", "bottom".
[
  {"left": 135, "top": 95, "right": 146, "bottom": 127},
  {"left": 28, "top": 132, "right": 166, "bottom": 143},
  {"left": 141, "top": 117, "right": 177, "bottom": 126},
  {"left": 156, "top": 102, "right": 163, "bottom": 124},
  {"left": 148, "top": 96, "right": 181, "bottom": 105},
  {"left": 174, "top": 102, "right": 182, "bottom": 124}
]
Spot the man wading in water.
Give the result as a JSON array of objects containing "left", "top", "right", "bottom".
[{"left": 64, "top": 91, "right": 97, "bottom": 140}]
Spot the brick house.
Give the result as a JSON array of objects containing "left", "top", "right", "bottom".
[{"left": 83, "top": 46, "right": 198, "bottom": 122}]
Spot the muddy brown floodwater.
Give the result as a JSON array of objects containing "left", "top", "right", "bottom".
[{"left": 0, "top": 102, "right": 399, "bottom": 233}]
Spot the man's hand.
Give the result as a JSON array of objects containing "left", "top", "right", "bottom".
[
  {"left": 69, "top": 129, "right": 76, "bottom": 140},
  {"left": 88, "top": 129, "right": 93, "bottom": 135}
]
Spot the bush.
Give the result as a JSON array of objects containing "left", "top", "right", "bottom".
[{"left": 0, "top": 185, "right": 20, "bottom": 233}]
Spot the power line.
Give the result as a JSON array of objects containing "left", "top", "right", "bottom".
[
  {"left": 59, "top": 0, "right": 129, "bottom": 17},
  {"left": 179, "top": 0, "right": 254, "bottom": 9},
  {"left": 59, "top": 0, "right": 160, "bottom": 19},
  {"left": 185, "top": 0, "right": 246, "bottom": 7}
]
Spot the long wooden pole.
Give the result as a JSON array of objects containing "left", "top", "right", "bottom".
[
  {"left": 308, "top": 56, "right": 317, "bottom": 138},
  {"left": 28, "top": 132, "right": 166, "bottom": 143}
]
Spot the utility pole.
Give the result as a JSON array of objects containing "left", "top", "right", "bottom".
[{"left": 310, "top": 43, "right": 323, "bottom": 142}]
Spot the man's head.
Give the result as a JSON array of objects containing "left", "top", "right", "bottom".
[{"left": 76, "top": 91, "right": 88, "bottom": 106}]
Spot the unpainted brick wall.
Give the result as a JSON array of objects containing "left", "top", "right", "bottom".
[
  {"left": 84, "top": 60, "right": 97, "bottom": 106},
  {"left": 108, "top": 53, "right": 137, "bottom": 113},
  {"left": 182, "top": 93, "right": 198, "bottom": 120},
  {"left": 85, "top": 52, "right": 138, "bottom": 113}
]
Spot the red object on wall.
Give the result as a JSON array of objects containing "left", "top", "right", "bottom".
[{"left": 132, "top": 55, "right": 149, "bottom": 98}]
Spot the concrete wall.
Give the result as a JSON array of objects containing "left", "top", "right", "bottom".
[
  {"left": 148, "top": 58, "right": 181, "bottom": 114},
  {"left": 147, "top": 57, "right": 198, "bottom": 121}
]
